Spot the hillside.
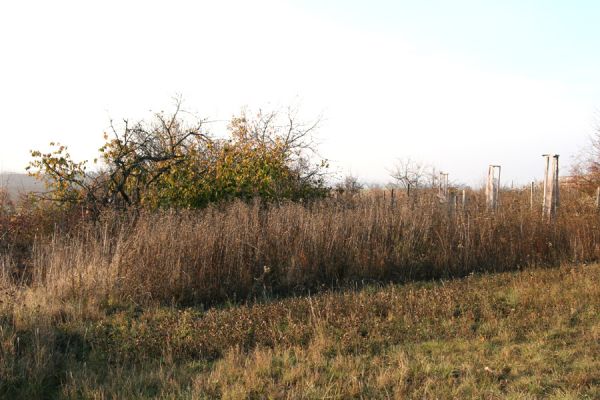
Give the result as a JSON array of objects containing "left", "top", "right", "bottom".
[
  {"left": 1, "top": 263, "right": 598, "bottom": 399},
  {"left": 0, "top": 172, "right": 44, "bottom": 199}
]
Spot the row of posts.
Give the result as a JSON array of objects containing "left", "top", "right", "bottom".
[
  {"left": 437, "top": 154, "right": 561, "bottom": 219},
  {"left": 386, "top": 153, "right": 572, "bottom": 220}
]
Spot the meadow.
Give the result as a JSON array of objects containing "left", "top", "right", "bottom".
[{"left": 1, "top": 187, "right": 599, "bottom": 398}]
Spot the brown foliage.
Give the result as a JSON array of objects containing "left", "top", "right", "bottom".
[
  {"left": 3, "top": 187, "right": 599, "bottom": 306},
  {"left": 570, "top": 125, "right": 600, "bottom": 193}
]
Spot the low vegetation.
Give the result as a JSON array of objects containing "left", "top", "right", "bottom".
[
  {"left": 1, "top": 186, "right": 599, "bottom": 398},
  {"left": 2, "top": 187, "right": 599, "bottom": 307},
  {"left": 1, "top": 262, "right": 598, "bottom": 398}
]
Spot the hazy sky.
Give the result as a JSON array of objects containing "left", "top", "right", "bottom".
[{"left": 1, "top": 0, "right": 600, "bottom": 186}]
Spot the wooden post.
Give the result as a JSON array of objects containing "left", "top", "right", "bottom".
[
  {"left": 530, "top": 181, "right": 535, "bottom": 210},
  {"left": 497, "top": 166, "right": 501, "bottom": 205},
  {"left": 596, "top": 187, "right": 600, "bottom": 210},
  {"left": 542, "top": 156, "right": 549, "bottom": 212},
  {"left": 448, "top": 191, "right": 456, "bottom": 214},
  {"left": 438, "top": 172, "right": 449, "bottom": 202},
  {"left": 554, "top": 155, "right": 560, "bottom": 209},
  {"left": 486, "top": 165, "right": 501, "bottom": 210},
  {"left": 462, "top": 189, "right": 467, "bottom": 209},
  {"left": 542, "top": 154, "right": 559, "bottom": 219}
]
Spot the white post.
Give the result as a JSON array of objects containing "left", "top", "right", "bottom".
[
  {"left": 486, "top": 165, "right": 501, "bottom": 210},
  {"left": 553, "top": 155, "right": 560, "bottom": 209},
  {"left": 530, "top": 181, "right": 535, "bottom": 210},
  {"left": 542, "top": 154, "right": 559, "bottom": 219},
  {"left": 496, "top": 166, "right": 501, "bottom": 206},
  {"left": 542, "top": 155, "right": 550, "bottom": 213}
]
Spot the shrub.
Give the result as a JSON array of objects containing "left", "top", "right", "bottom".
[{"left": 27, "top": 101, "right": 328, "bottom": 212}]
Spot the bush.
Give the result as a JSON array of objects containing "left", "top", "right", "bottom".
[{"left": 27, "top": 101, "right": 329, "bottom": 212}]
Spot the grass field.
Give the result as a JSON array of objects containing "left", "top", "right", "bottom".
[{"left": 1, "top": 262, "right": 598, "bottom": 399}]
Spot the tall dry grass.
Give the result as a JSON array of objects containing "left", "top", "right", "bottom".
[{"left": 3, "top": 187, "right": 598, "bottom": 306}]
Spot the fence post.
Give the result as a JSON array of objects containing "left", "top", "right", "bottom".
[
  {"left": 438, "top": 172, "right": 449, "bottom": 202},
  {"left": 448, "top": 191, "right": 456, "bottom": 215},
  {"left": 542, "top": 154, "right": 559, "bottom": 219},
  {"left": 530, "top": 181, "right": 535, "bottom": 210},
  {"left": 486, "top": 165, "right": 501, "bottom": 210}
]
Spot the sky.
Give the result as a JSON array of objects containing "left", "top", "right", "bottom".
[{"left": 1, "top": 0, "right": 600, "bottom": 187}]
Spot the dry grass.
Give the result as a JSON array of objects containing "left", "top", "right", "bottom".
[
  {"left": 5, "top": 188, "right": 599, "bottom": 306},
  {"left": 1, "top": 188, "right": 600, "bottom": 398},
  {"left": 1, "top": 263, "right": 598, "bottom": 398}
]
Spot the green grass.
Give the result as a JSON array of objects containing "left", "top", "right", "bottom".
[{"left": 1, "top": 263, "right": 599, "bottom": 399}]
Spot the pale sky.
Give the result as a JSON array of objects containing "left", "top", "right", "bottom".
[{"left": 1, "top": 0, "right": 600, "bottom": 186}]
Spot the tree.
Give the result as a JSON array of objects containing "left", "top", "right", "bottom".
[
  {"left": 335, "top": 174, "right": 363, "bottom": 196},
  {"left": 388, "top": 157, "right": 427, "bottom": 197},
  {"left": 27, "top": 99, "right": 329, "bottom": 212},
  {"left": 570, "top": 126, "right": 600, "bottom": 193},
  {"left": 27, "top": 143, "right": 98, "bottom": 209},
  {"left": 221, "top": 108, "right": 329, "bottom": 202},
  {"left": 424, "top": 165, "right": 440, "bottom": 189},
  {"left": 27, "top": 98, "right": 210, "bottom": 212}
]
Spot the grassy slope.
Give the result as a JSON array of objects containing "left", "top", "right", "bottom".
[{"left": 1, "top": 264, "right": 599, "bottom": 399}]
